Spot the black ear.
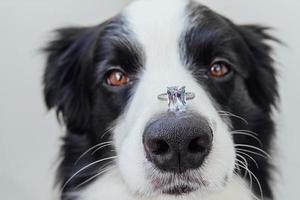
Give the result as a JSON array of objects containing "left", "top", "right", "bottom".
[
  {"left": 43, "top": 26, "right": 100, "bottom": 133},
  {"left": 238, "top": 25, "right": 279, "bottom": 112}
]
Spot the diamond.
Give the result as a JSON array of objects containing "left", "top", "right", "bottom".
[{"left": 167, "top": 86, "right": 187, "bottom": 112}]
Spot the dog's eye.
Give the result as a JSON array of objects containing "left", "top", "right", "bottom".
[
  {"left": 106, "top": 70, "right": 130, "bottom": 87},
  {"left": 209, "top": 62, "right": 230, "bottom": 78}
]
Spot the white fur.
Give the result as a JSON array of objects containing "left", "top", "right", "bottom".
[
  {"left": 79, "top": 169, "right": 253, "bottom": 200},
  {"left": 80, "top": 0, "right": 252, "bottom": 199}
]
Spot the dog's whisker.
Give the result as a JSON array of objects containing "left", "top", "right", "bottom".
[
  {"left": 235, "top": 155, "right": 249, "bottom": 179},
  {"left": 235, "top": 148, "right": 268, "bottom": 159},
  {"left": 236, "top": 151, "right": 259, "bottom": 168},
  {"left": 91, "top": 143, "right": 113, "bottom": 155},
  {"left": 233, "top": 129, "right": 259, "bottom": 136},
  {"left": 100, "top": 126, "right": 115, "bottom": 140},
  {"left": 217, "top": 110, "right": 248, "bottom": 124},
  {"left": 74, "top": 164, "right": 116, "bottom": 190},
  {"left": 236, "top": 153, "right": 261, "bottom": 198},
  {"left": 74, "top": 141, "right": 114, "bottom": 165},
  {"left": 235, "top": 159, "right": 264, "bottom": 200},
  {"left": 233, "top": 164, "right": 261, "bottom": 200},
  {"left": 236, "top": 154, "right": 249, "bottom": 169},
  {"left": 231, "top": 131, "right": 263, "bottom": 147},
  {"left": 235, "top": 161, "right": 253, "bottom": 188},
  {"left": 235, "top": 157, "right": 251, "bottom": 179},
  {"left": 234, "top": 144, "right": 271, "bottom": 159},
  {"left": 61, "top": 156, "right": 117, "bottom": 192},
  {"left": 239, "top": 163, "right": 264, "bottom": 200}
]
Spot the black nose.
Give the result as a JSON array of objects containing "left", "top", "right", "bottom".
[{"left": 143, "top": 112, "right": 213, "bottom": 173}]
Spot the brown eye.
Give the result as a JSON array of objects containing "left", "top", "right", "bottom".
[
  {"left": 106, "top": 70, "right": 130, "bottom": 86},
  {"left": 209, "top": 62, "right": 230, "bottom": 78}
]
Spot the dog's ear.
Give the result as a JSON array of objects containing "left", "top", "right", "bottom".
[
  {"left": 237, "top": 25, "right": 279, "bottom": 112},
  {"left": 43, "top": 26, "right": 100, "bottom": 133}
]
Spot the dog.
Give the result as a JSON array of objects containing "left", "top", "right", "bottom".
[{"left": 43, "top": 0, "right": 278, "bottom": 199}]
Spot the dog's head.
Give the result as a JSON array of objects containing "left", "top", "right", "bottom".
[{"left": 44, "top": 0, "right": 278, "bottom": 199}]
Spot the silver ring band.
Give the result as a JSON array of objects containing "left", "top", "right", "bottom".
[{"left": 157, "top": 92, "right": 195, "bottom": 101}]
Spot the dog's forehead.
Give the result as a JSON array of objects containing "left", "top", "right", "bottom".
[
  {"left": 123, "top": 0, "right": 195, "bottom": 60},
  {"left": 124, "top": 0, "right": 188, "bottom": 31}
]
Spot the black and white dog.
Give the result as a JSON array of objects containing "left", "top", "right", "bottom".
[{"left": 43, "top": 0, "right": 278, "bottom": 199}]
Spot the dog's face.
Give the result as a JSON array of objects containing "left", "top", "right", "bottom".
[{"left": 44, "top": 0, "right": 277, "bottom": 199}]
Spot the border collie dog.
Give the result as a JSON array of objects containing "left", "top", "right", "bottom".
[{"left": 43, "top": 0, "right": 278, "bottom": 199}]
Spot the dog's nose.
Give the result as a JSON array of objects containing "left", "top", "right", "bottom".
[{"left": 143, "top": 112, "right": 213, "bottom": 173}]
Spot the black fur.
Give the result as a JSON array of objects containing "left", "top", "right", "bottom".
[{"left": 43, "top": 4, "right": 278, "bottom": 200}]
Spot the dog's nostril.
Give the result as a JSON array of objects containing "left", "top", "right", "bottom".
[
  {"left": 188, "top": 136, "right": 209, "bottom": 153},
  {"left": 150, "top": 139, "right": 170, "bottom": 155}
]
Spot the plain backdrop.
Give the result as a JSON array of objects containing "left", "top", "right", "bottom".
[{"left": 0, "top": 0, "right": 299, "bottom": 200}]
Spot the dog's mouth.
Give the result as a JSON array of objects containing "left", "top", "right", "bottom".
[
  {"left": 149, "top": 170, "right": 206, "bottom": 196},
  {"left": 162, "top": 185, "right": 196, "bottom": 195}
]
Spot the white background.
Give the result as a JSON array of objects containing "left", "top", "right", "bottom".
[{"left": 0, "top": 0, "right": 299, "bottom": 200}]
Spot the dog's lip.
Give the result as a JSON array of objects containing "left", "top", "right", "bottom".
[
  {"left": 151, "top": 176, "right": 199, "bottom": 195},
  {"left": 162, "top": 185, "right": 196, "bottom": 195}
]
